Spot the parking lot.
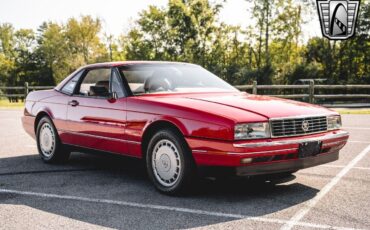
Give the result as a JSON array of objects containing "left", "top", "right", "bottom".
[{"left": 0, "top": 109, "right": 369, "bottom": 230}]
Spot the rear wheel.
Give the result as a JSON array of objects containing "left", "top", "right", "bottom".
[
  {"left": 146, "top": 128, "right": 196, "bottom": 195},
  {"left": 36, "top": 116, "right": 70, "bottom": 163}
]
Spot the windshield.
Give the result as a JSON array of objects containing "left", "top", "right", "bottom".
[{"left": 118, "top": 63, "right": 238, "bottom": 95}]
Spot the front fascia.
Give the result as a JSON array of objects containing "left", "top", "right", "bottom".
[{"left": 188, "top": 130, "right": 349, "bottom": 167}]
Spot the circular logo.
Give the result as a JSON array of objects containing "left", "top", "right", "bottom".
[
  {"left": 159, "top": 154, "right": 171, "bottom": 172},
  {"left": 302, "top": 120, "right": 310, "bottom": 132}
]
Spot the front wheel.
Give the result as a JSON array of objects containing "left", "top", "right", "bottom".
[
  {"left": 146, "top": 128, "right": 196, "bottom": 195},
  {"left": 36, "top": 116, "right": 70, "bottom": 163}
]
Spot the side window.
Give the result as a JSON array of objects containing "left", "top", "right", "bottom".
[
  {"left": 111, "top": 70, "right": 125, "bottom": 98},
  {"left": 78, "top": 68, "right": 111, "bottom": 97},
  {"left": 61, "top": 71, "right": 83, "bottom": 95}
]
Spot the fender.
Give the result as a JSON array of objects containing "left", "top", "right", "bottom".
[
  {"left": 34, "top": 106, "right": 55, "bottom": 120},
  {"left": 142, "top": 115, "right": 190, "bottom": 137},
  {"left": 142, "top": 115, "right": 232, "bottom": 141}
]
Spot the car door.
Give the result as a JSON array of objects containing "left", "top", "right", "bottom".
[{"left": 64, "top": 67, "right": 131, "bottom": 156}]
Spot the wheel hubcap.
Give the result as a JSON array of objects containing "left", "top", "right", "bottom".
[
  {"left": 39, "top": 123, "right": 55, "bottom": 157},
  {"left": 152, "top": 139, "right": 181, "bottom": 187}
]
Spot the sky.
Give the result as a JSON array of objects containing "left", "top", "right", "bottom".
[{"left": 0, "top": 0, "right": 322, "bottom": 40}]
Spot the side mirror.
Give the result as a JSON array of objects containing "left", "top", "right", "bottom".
[{"left": 109, "top": 91, "right": 118, "bottom": 100}]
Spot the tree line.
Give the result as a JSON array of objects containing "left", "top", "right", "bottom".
[{"left": 0, "top": 0, "right": 369, "bottom": 87}]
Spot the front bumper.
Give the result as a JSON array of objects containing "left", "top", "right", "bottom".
[
  {"left": 22, "top": 114, "right": 36, "bottom": 139},
  {"left": 186, "top": 130, "right": 349, "bottom": 169},
  {"left": 235, "top": 150, "right": 338, "bottom": 176}
]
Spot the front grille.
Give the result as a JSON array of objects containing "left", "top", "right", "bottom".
[{"left": 271, "top": 116, "right": 328, "bottom": 137}]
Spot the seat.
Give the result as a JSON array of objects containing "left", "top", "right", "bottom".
[
  {"left": 90, "top": 80, "right": 109, "bottom": 97},
  {"left": 144, "top": 70, "right": 173, "bottom": 93}
]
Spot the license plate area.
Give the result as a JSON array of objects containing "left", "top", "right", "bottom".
[{"left": 299, "top": 141, "right": 322, "bottom": 158}]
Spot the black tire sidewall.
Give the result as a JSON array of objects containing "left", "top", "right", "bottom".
[
  {"left": 36, "top": 116, "right": 65, "bottom": 163},
  {"left": 146, "top": 128, "right": 195, "bottom": 194}
]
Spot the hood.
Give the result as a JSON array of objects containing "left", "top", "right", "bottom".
[{"left": 184, "top": 93, "right": 336, "bottom": 119}]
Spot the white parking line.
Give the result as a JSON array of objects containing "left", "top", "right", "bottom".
[
  {"left": 322, "top": 165, "right": 370, "bottom": 171},
  {"left": 0, "top": 188, "right": 362, "bottom": 230},
  {"left": 348, "top": 140, "right": 370, "bottom": 144},
  {"left": 343, "top": 127, "right": 370, "bottom": 130},
  {"left": 280, "top": 144, "right": 370, "bottom": 230}
]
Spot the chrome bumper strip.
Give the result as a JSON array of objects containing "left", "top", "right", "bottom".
[
  {"left": 227, "top": 147, "right": 297, "bottom": 155},
  {"left": 233, "top": 131, "right": 349, "bottom": 148}
]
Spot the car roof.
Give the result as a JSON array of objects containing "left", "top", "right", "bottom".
[{"left": 83, "top": 61, "right": 197, "bottom": 69}]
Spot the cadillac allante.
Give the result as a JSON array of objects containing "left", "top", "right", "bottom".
[{"left": 22, "top": 61, "right": 349, "bottom": 194}]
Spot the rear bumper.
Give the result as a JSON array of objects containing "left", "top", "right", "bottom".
[{"left": 186, "top": 130, "right": 349, "bottom": 168}]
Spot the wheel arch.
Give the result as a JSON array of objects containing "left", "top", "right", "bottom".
[
  {"left": 141, "top": 119, "right": 189, "bottom": 160},
  {"left": 34, "top": 111, "right": 53, "bottom": 133}
]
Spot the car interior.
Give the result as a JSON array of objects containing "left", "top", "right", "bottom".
[
  {"left": 89, "top": 80, "right": 110, "bottom": 97},
  {"left": 123, "top": 69, "right": 176, "bottom": 95}
]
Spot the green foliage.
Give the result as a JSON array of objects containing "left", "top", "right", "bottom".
[
  {"left": 0, "top": 0, "right": 369, "bottom": 87},
  {"left": 285, "top": 63, "right": 321, "bottom": 84},
  {"left": 0, "top": 16, "right": 109, "bottom": 86}
]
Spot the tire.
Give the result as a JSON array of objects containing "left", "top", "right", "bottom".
[
  {"left": 146, "top": 128, "right": 196, "bottom": 195},
  {"left": 36, "top": 116, "right": 70, "bottom": 163}
]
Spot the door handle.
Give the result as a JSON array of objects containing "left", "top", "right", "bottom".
[{"left": 68, "top": 100, "right": 79, "bottom": 107}]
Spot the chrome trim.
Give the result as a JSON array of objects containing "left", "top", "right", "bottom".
[
  {"left": 227, "top": 148, "right": 297, "bottom": 155},
  {"left": 192, "top": 148, "right": 298, "bottom": 155},
  {"left": 322, "top": 139, "right": 347, "bottom": 147},
  {"left": 269, "top": 114, "right": 332, "bottom": 121},
  {"left": 192, "top": 150, "right": 208, "bottom": 153},
  {"left": 194, "top": 140, "right": 347, "bottom": 155},
  {"left": 58, "top": 129, "right": 141, "bottom": 145},
  {"left": 269, "top": 115, "right": 329, "bottom": 138},
  {"left": 270, "top": 127, "right": 328, "bottom": 139},
  {"left": 233, "top": 131, "right": 349, "bottom": 148}
]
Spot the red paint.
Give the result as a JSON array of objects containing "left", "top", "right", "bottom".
[{"left": 22, "top": 62, "right": 349, "bottom": 169}]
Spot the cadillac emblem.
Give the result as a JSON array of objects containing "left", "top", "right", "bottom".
[{"left": 302, "top": 120, "right": 310, "bottom": 132}]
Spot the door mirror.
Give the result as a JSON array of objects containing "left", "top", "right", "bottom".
[{"left": 109, "top": 91, "right": 118, "bottom": 100}]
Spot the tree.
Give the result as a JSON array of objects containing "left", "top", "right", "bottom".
[
  {"left": 137, "top": 5, "right": 169, "bottom": 60},
  {"left": 0, "top": 0, "right": 369, "bottom": 88},
  {"left": 246, "top": 0, "right": 277, "bottom": 84},
  {"left": 336, "top": 1, "right": 370, "bottom": 83},
  {"left": 0, "top": 23, "right": 16, "bottom": 86},
  {"left": 36, "top": 22, "right": 69, "bottom": 84},
  {"left": 65, "top": 16, "right": 108, "bottom": 64}
]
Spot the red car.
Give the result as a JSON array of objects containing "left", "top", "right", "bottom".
[{"left": 22, "top": 61, "right": 349, "bottom": 194}]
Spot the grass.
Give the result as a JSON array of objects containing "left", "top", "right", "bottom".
[
  {"left": 334, "top": 109, "right": 370, "bottom": 115},
  {"left": 0, "top": 99, "right": 24, "bottom": 109}
]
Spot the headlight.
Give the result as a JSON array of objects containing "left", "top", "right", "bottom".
[
  {"left": 234, "top": 122, "right": 271, "bottom": 140},
  {"left": 327, "top": 115, "right": 342, "bottom": 130}
]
